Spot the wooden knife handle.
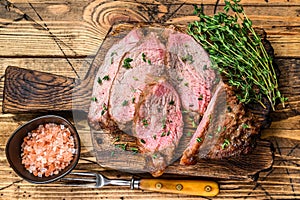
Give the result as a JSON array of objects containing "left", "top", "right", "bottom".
[{"left": 139, "top": 179, "right": 219, "bottom": 196}]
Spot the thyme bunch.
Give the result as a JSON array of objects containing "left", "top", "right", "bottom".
[{"left": 187, "top": 0, "right": 285, "bottom": 110}]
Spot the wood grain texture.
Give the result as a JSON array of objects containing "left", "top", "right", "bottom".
[
  {"left": 2, "top": 66, "right": 77, "bottom": 112},
  {"left": 0, "top": 0, "right": 300, "bottom": 199},
  {"left": 0, "top": 0, "right": 299, "bottom": 57}
]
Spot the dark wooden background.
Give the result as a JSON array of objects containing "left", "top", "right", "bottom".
[{"left": 0, "top": 0, "right": 299, "bottom": 199}]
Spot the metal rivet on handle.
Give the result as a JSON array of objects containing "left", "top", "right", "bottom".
[
  {"left": 205, "top": 185, "right": 212, "bottom": 192},
  {"left": 176, "top": 184, "right": 183, "bottom": 191},
  {"left": 155, "top": 182, "right": 162, "bottom": 189}
]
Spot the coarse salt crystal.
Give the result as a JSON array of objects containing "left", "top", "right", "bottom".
[
  {"left": 21, "top": 123, "right": 75, "bottom": 177},
  {"left": 42, "top": 158, "right": 47, "bottom": 164}
]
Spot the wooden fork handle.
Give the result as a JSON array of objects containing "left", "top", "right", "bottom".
[{"left": 139, "top": 179, "right": 219, "bottom": 196}]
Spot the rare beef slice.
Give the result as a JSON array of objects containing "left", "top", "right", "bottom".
[
  {"left": 166, "top": 31, "right": 217, "bottom": 115},
  {"left": 109, "top": 31, "right": 166, "bottom": 132},
  {"left": 134, "top": 78, "right": 183, "bottom": 177},
  {"left": 88, "top": 29, "right": 143, "bottom": 131},
  {"left": 180, "top": 82, "right": 260, "bottom": 165}
]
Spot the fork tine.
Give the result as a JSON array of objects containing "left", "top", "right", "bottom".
[
  {"left": 61, "top": 177, "right": 96, "bottom": 183},
  {"left": 60, "top": 172, "right": 98, "bottom": 186},
  {"left": 69, "top": 172, "right": 97, "bottom": 177},
  {"left": 60, "top": 171, "right": 133, "bottom": 188}
]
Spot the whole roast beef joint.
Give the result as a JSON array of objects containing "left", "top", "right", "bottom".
[{"left": 88, "top": 26, "right": 260, "bottom": 177}]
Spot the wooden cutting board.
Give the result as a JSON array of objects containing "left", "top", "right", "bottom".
[{"left": 2, "top": 23, "right": 274, "bottom": 180}]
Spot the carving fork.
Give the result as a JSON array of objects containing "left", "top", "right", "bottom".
[{"left": 60, "top": 172, "right": 219, "bottom": 196}]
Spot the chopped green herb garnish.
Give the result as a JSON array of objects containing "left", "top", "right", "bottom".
[
  {"left": 131, "top": 87, "right": 137, "bottom": 93},
  {"left": 132, "top": 97, "right": 136, "bottom": 103},
  {"left": 184, "top": 82, "right": 189, "bottom": 87},
  {"left": 217, "top": 125, "right": 222, "bottom": 133},
  {"left": 142, "top": 119, "right": 149, "bottom": 127},
  {"left": 111, "top": 151, "right": 115, "bottom": 157},
  {"left": 103, "top": 104, "right": 108, "bottom": 110},
  {"left": 242, "top": 123, "right": 249, "bottom": 129},
  {"left": 142, "top": 53, "right": 146, "bottom": 62},
  {"left": 101, "top": 103, "right": 108, "bottom": 115},
  {"left": 91, "top": 97, "right": 97, "bottom": 102},
  {"left": 169, "top": 100, "right": 175, "bottom": 105},
  {"left": 198, "top": 94, "right": 203, "bottom": 100},
  {"left": 123, "top": 57, "right": 133, "bottom": 69},
  {"left": 196, "top": 137, "right": 202, "bottom": 143},
  {"left": 140, "top": 139, "right": 146, "bottom": 144},
  {"left": 129, "top": 147, "right": 139, "bottom": 154},
  {"left": 122, "top": 100, "right": 129, "bottom": 106},
  {"left": 124, "top": 57, "right": 133, "bottom": 62},
  {"left": 166, "top": 131, "right": 171, "bottom": 136},
  {"left": 161, "top": 132, "right": 166, "bottom": 137},
  {"left": 113, "top": 136, "right": 120, "bottom": 143},
  {"left": 110, "top": 52, "right": 117, "bottom": 64},
  {"left": 181, "top": 54, "right": 194, "bottom": 64},
  {"left": 115, "top": 143, "right": 127, "bottom": 151},
  {"left": 97, "top": 77, "right": 102, "bottom": 85},
  {"left": 177, "top": 77, "right": 184, "bottom": 82},
  {"left": 153, "top": 135, "right": 157, "bottom": 140},
  {"left": 152, "top": 154, "right": 158, "bottom": 159},
  {"left": 133, "top": 76, "right": 139, "bottom": 81},
  {"left": 203, "top": 65, "right": 208, "bottom": 70},
  {"left": 162, "top": 118, "right": 167, "bottom": 129},
  {"left": 147, "top": 59, "right": 151, "bottom": 65},
  {"left": 103, "top": 75, "right": 110, "bottom": 81},
  {"left": 192, "top": 120, "right": 197, "bottom": 128},
  {"left": 227, "top": 106, "right": 232, "bottom": 112},
  {"left": 221, "top": 139, "right": 231, "bottom": 149}
]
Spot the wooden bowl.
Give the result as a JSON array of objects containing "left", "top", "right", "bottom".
[{"left": 5, "top": 115, "right": 80, "bottom": 184}]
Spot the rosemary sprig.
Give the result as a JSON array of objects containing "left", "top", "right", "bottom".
[{"left": 187, "top": 0, "right": 285, "bottom": 110}]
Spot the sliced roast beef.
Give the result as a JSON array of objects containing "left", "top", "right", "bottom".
[
  {"left": 88, "top": 26, "right": 260, "bottom": 176},
  {"left": 134, "top": 78, "right": 183, "bottom": 177},
  {"left": 166, "top": 32, "right": 218, "bottom": 115},
  {"left": 88, "top": 27, "right": 184, "bottom": 176},
  {"left": 88, "top": 29, "right": 143, "bottom": 131},
  {"left": 180, "top": 82, "right": 259, "bottom": 165},
  {"left": 109, "top": 32, "right": 166, "bottom": 132}
]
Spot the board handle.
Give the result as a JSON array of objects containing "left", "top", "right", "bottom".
[
  {"left": 139, "top": 179, "right": 219, "bottom": 196},
  {"left": 2, "top": 66, "right": 90, "bottom": 113}
]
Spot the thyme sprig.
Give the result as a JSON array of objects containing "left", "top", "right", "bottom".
[{"left": 187, "top": 0, "right": 285, "bottom": 110}]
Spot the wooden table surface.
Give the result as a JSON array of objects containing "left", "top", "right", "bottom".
[{"left": 0, "top": 0, "right": 299, "bottom": 199}]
